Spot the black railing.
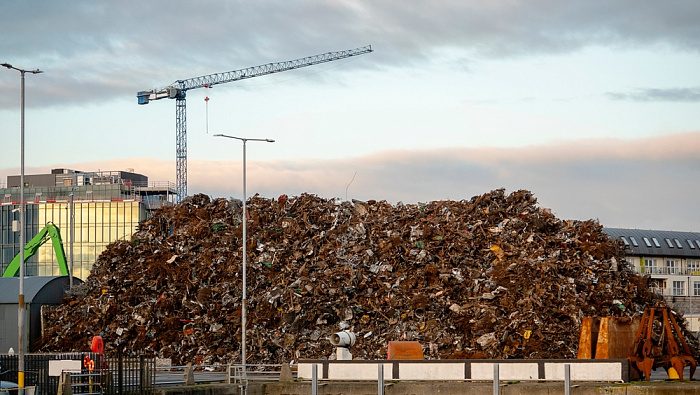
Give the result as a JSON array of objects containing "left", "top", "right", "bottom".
[
  {"left": 103, "top": 353, "right": 155, "bottom": 395},
  {"left": 0, "top": 352, "right": 154, "bottom": 395},
  {"left": 0, "top": 352, "right": 98, "bottom": 395}
]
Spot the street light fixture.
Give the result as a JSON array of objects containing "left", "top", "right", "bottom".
[
  {"left": 2, "top": 62, "right": 42, "bottom": 394},
  {"left": 213, "top": 133, "right": 274, "bottom": 386}
]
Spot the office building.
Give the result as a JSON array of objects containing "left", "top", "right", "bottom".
[{"left": 0, "top": 168, "right": 175, "bottom": 279}]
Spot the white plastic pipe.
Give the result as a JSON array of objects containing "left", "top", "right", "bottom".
[{"left": 330, "top": 331, "right": 356, "bottom": 347}]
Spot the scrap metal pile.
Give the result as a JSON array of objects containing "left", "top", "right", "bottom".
[{"left": 35, "top": 189, "right": 693, "bottom": 365}]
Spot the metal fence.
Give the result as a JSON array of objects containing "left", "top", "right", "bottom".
[
  {"left": 103, "top": 353, "right": 155, "bottom": 394},
  {"left": 227, "top": 364, "right": 284, "bottom": 384},
  {"left": 0, "top": 352, "right": 99, "bottom": 395},
  {"left": 0, "top": 352, "right": 154, "bottom": 395}
]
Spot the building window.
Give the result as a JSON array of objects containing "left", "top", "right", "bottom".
[
  {"left": 689, "top": 240, "right": 697, "bottom": 249},
  {"left": 690, "top": 260, "right": 700, "bottom": 275},
  {"left": 629, "top": 237, "right": 639, "bottom": 247},
  {"left": 645, "top": 258, "right": 658, "bottom": 274},
  {"left": 643, "top": 237, "right": 652, "bottom": 247},
  {"left": 672, "top": 281, "right": 686, "bottom": 296},
  {"left": 674, "top": 239, "right": 683, "bottom": 248},
  {"left": 666, "top": 259, "right": 677, "bottom": 275},
  {"left": 652, "top": 238, "right": 661, "bottom": 247},
  {"left": 665, "top": 238, "right": 674, "bottom": 248},
  {"left": 694, "top": 282, "right": 700, "bottom": 296},
  {"left": 620, "top": 236, "right": 629, "bottom": 246}
]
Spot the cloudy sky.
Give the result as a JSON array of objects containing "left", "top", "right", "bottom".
[{"left": 1, "top": 1, "right": 699, "bottom": 231}]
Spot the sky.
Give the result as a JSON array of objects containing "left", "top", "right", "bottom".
[{"left": 1, "top": 1, "right": 699, "bottom": 232}]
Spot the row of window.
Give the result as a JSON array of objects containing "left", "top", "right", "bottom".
[
  {"left": 651, "top": 280, "right": 700, "bottom": 296},
  {"left": 621, "top": 235, "right": 700, "bottom": 250},
  {"left": 2, "top": 184, "right": 137, "bottom": 202},
  {"left": 640, "top": 258, "right": 700, "bottom": 275},
  {"left": 669, "top": 280, "right": 700, "bottom": 296},
  {"left": 0, "top": 201, "right": 144, "bottom": 280}
]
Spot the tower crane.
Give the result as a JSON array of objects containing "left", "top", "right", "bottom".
[{"left": 137, "top": 45, "right": 373, "bottom": 203}]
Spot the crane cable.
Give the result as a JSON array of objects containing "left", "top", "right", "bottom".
[{"left": 204, "top": 96, "right": 209, "bottom": 134}]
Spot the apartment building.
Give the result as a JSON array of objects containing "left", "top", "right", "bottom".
[{"left": 604, "top": 228, "right": 700, "bottom": 332}]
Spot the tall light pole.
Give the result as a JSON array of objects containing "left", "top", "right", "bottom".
[
  {"left": 69, "top": 188, "right": 75, "bottom": 290},
  {"left": 213, "top": 133, "right": 274, "bottom": 386},
  {"left": 2, "top": 62, "right": 42, "bottom": 394}
]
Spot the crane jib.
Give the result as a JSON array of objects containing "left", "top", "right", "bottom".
[{"left": 137, "top": 45, "right": 372, "bottom": 102}]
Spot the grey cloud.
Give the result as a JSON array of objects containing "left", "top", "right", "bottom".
[
  {"left": 2, "top": 1, "right": 700, "bottom": 108},
  {"left": 606, "top": 87, "right": 700, "bottom": 102}
]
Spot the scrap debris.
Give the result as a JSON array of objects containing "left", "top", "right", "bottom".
[{"left": 34, "top": 189, "right": 698, "bottom": 365}]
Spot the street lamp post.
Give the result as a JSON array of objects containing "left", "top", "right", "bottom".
[
  {"left": 2, "top": 62, "right": 42, "bottom": 394},
  {"left": 213, "top": 134, "right": 274, "bottom": 387},
  {"left": 69, "top": 188, "right": 75, "bottom": 290}
]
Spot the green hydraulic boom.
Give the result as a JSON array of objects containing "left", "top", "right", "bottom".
[{"left": 2, "top": 222, "right": 70, "bottom": 277}]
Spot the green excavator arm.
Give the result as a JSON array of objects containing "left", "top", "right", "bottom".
[{"left": 2, "top": 222, "right": 70, "bottom": 277}]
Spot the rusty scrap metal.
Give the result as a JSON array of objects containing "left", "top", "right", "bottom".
[{"left": 33, "top": 190, "right": 698, "bottom": 366}]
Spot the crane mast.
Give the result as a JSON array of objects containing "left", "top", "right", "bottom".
[{"left": 137, "top": 45, "right": 373, "bottom": 202}]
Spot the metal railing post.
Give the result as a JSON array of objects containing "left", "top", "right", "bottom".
[
  {"left": 139, "top": 354, "right": 145, "bottom": 394},
  {"left": 378, "top": 364, "right": 384, "bottom": 395},
  {"left": 312, "top": 364, "right": 318, "bottom": 395},
  {"left": 493, "top": 363, "right": 499, "bottom": 395},
  {"left": 564, "top": 364, "right": 571, "bottom": 395},
  {"left": 118, "top": 351, "right": 123, "bottom": 395}
]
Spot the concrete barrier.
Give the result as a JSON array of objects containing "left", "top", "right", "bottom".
[
  {"left": 298, "top": 359, "right": 629, "bottom": 382},
  {"left": 252, "top": 381, "right": 700, "bottom": 395}
]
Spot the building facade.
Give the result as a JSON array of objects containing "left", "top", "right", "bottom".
[
  {"left": 1, "top": 168, "right": 175, "bottom": 280},
  {"left": 604, "top": 228, "right": 700, "bottom": 332}
]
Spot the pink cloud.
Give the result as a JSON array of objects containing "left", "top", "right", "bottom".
[{"left": 2, "top": 132, "right": 698, "bottom": 231}]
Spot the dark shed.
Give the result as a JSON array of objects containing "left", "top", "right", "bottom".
[{"left": 0, "top": 276, "right": 81, "bottom": 353}]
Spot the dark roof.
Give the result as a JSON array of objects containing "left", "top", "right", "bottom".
[
  {"left": 604, "top": 228, "right": 700, "bottom": 258},
  {"left": 0, "top": 276, "right": 81, "bottom": 304}
]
